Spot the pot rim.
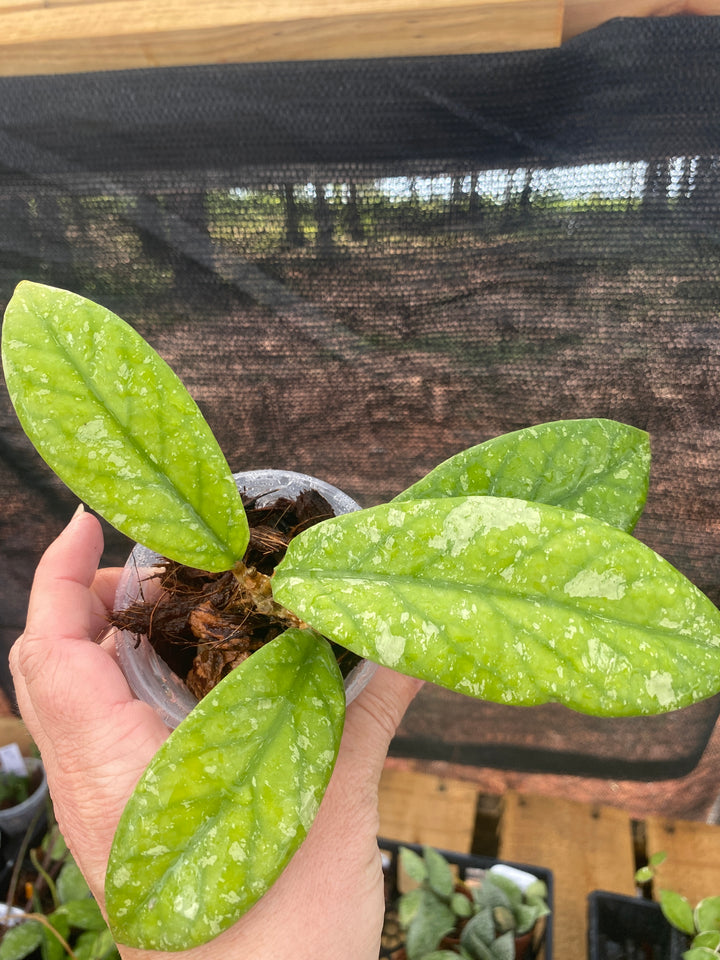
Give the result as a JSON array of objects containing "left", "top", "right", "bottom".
[{"left": 114, "top": 469, "right": 377, "bottom": 728}]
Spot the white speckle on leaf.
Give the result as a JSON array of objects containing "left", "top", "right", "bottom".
[
  {"left": 586, "top": 636, "right": 616, "bottom": 671},
  {"left": 76, "top": 418, "right": 109, "bottom": 443},
  {"left": 645, "top": 671, "right": 675, "bottom": 708},
  {"left": 375, "top": 621, "right": 406, "bottom": 666},
  {"left": 564, "top": 569, "right": 627, "bottom": 600},
  {"left": 111, "top": 865, "right": 131, "bottom": 888},
  {"left": 387, "top": 508, "right": 407, "bottom": 527},
  {"left": 229, "top": 841, "right": 247, "bottom": 863},
  {"left": 173, "top": 893, "right": 199, "bottom": 921}
]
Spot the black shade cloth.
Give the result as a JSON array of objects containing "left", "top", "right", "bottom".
[{"left": 1, "top": 16, "right": 719, "bottom": 782}]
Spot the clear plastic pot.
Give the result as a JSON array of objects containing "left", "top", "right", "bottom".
[
  {"left": 114, "top": 469, "right": 377, "bottom": 728},
  {"left": 0, "top": 757, "right": 48, "bottom": 837}
]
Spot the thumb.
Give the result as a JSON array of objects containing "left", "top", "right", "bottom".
[{"left": 340, "top": 665, "right": 423, "bottom": 784}]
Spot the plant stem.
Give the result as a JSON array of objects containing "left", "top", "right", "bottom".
[
  {"left": 29, "top": 845, "right": 59, "bottom": 909},
  {"left": 23, "top": 912, "right": 78, "bottom": 959}
]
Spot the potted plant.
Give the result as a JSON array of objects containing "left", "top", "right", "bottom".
[
  {"left": 0, "top": 758, "right": 48, "bottom": 840},
  {"left": 3, "top": 280, "right": 720, "bottom": 952},
  {"left": 0, "top": 819, "right": 120, "bottom": 960},
  {"left": 388, "top": 843, "right": 550, "bottom": 960}
]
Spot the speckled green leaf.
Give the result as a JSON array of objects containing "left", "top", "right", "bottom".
[
  {"left": 273, "top": 497, "right": 720, "bottom": 717},
  {"left": 2, "top": 281, "right": 247, "bottom": 571},
  {"left": 105, "top": 628, "right": 345, "bottom": 951},
  {"left": 394, "top": 419, "right": 650, "bottom": 533}
]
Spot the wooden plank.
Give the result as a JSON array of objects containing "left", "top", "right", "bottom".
[
  {"left": 499, "top": 791, "right": 636, "bottom": 960},
  {"left": 0, "top": 0, "right": 562, "bottom": 76},
  {"left": 378, "top": 765, "right": 478, "bottom": 854},
  {"left": 646, "top": 816, "right": 720, "bottom": 908}
]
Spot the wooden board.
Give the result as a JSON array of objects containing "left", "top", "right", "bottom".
[
  {"left": 0, "top": 717, "right": 35, "bottom": 756},
  {"left": 0, "top": 0, "right": 561, "bottom": 76},
  {"left": 646, "top": 815, "right": 720, "bottom": 908},
  {"left": 378, "top": 765, "right": 478, "bottom": 854},
  {"left": 498, "top": 791, "right": 636, "bottom": 960}
]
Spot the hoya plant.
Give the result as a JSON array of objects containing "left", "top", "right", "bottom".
[
  {"left": 397, "top": 845, "right": 550, "bottom": 959},
  {"left": 3, "top": 281, "right": 720, "bottom": 952}
]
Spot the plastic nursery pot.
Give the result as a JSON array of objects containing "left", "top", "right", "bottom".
[
  {"left": 114, "top": 469, "right": 378, "bottom": 728},
  {"left": 0, "top": 758, "right": 48, "bottom": 838},
  {"left": 379, "top": 839, "right": 554, "bottom": 960},
  {"left": 587, "top": 890, "right": 688, "bottom": 960}
]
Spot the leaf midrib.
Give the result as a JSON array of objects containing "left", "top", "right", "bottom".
[
  {"left": 278, "top": 567, "right": 704, "bottom": 644},
  {"left": 34, "top": 309, "right": 233, "bottom": 557}
]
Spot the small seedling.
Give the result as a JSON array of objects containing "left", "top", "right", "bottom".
[
  {"left": 636, "top": 853, "right": 720, "bottom": 959},
  {"left": 3, "top": 282, "right": 720, "bottom": 951}
]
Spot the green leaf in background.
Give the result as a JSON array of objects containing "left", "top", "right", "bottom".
[
  {"left": 451, "top": 892, "right": 473, "bottom": 918},
  {"left": 73, "top": 928, "right": 121, "bottom": 960},
  {"left": 683, "top": 948, "right": 720, "bottom": 960},
  {"left": 52, "top": 899, "right": 106, "bottom": 933},
  {"left": 394, "top": 419, "right": 650, "bottom": 533},
  {"left": 694, "top": 896, "right": 720, "bottom": 933},
  {"left": 659, "top": 889, "right": 698, "bottom": 936},
  {"left": 405, "top": 890, "right": 456, "bottom": 960},
  {"left": 42, "top": 912, "right": 69, "bottom": 960},
  {"left": 56, "top": 858, "right": 91, "bottom": 905},
  {"left": 106, "top": 628, "right": 345, "bottom": 951},
  {"left": 398, "top": 888, "right": 425, "bottom": 928},
  {"left": 489, "top": 931, "right": 515, "bottom": 960},
  {"left": 1, "top": 282, "right": 248, "bottom": 571},
  {"left": 692, "top": 931, "right": 720, "bottom": 950},
  {"left": 400, "top": 847, "right": 429, "bottom": 885},
  {"left": 461, "top": 907, "right": 495, "bottom": 949},
  {"left": 424, "top": 846, "right": 455, "bottom": 899},
  {"left": 0, "top": 921, "right": 43, "bottom": 960},
  {"left": 273, "top": 497, "right": 720, "bottom": 716}
]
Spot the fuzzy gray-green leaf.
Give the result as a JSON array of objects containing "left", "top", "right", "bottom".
[
  {"left": 105, "top": 628, "right": 345, "bottom": 951},
  {"left": 424, "top": 846, "right": 455, "bottom": 899},
  {"left": 394, "top": 418, "right": 649, "bottom": 532},
  {"left": 2, "top": 281, "right": 247, "bottom": 571},
  {"left": 273, "top": 497, "right": 720, "bottom": 717}
]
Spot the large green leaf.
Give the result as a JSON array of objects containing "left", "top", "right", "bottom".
[
  {"left": 273, "top": 497, "right": 720, "bottom": 716},
  {"left": 105, "top": 628, "right": 345, "bottom": 951},
  {"left": 394, "top": 419, "right": 650, "bottom": 532},
  {"left": 2, "top": 282, "right": 247, "bottom": 571}
]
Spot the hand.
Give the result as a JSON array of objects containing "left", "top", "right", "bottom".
[{"left": 11, "top": 508, "right": 422, "bottom": 959}]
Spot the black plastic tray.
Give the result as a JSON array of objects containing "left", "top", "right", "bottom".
[{"left": 587, "top": 890, "right": 688, "bottom": 960}]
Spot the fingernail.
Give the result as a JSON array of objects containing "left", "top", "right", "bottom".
[{"left": 72, "top": 503, "right": 85, "bottom": 520}]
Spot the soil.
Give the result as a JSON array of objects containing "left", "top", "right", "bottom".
[{"left": 108, "top": 487, "right": 361, "bottom": 698}]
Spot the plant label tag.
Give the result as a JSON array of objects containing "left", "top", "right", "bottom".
[
  {"left": 0, "top": 743, "right": 28, "bottom": 777},
  {"left": 489, "top": 863, "right": 539, "bottom": 892}
]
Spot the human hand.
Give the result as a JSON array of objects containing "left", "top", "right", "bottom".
[{"left": 11, "top": 508, "right": 423, "bottom": 960}]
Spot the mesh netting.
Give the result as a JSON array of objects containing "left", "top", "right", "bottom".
[{"left": 1, "top": 16, "right": 719, "bottom": 782}]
